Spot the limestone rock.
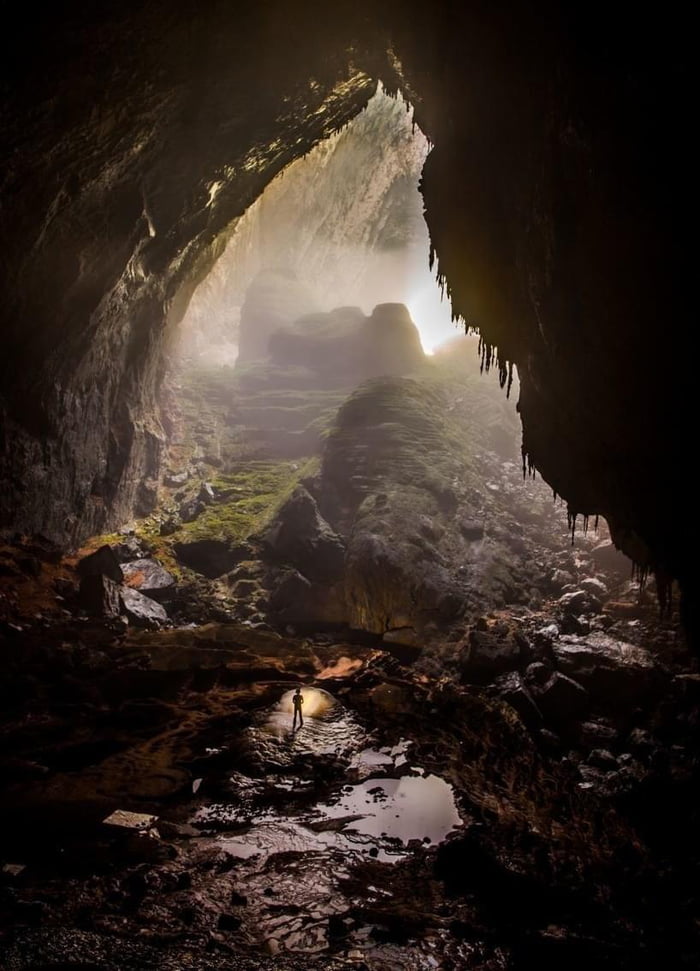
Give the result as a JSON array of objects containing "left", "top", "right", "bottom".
[
  {"left": 534, "top": 672, "right": 589, "bottom": 722},
  {"left": 112, "top": 535, "right": 150, "bottom": 563},
  {"left": 491, "top": 671, "right": 543, "bottom": 728},
  {"left": 122, "top": 558, "right": 176, "bottom": 601},
  {"left": 259, "top": 486, "right": 345, "bottom": 581},
  {"left": 77, "top": 545, "right": 123, "bottom": 583},
  {"left": 459, "top": 519, "right": 484, "bottom": 541},
  {"left": 267, "top": 302, "right": 425, "bottom": 387},
  {"left": 198, "top": 482, "right": 216, "bottom": 505},
  {"left": 459, "top": 629, "right": 522, "bottom": 685},
  {"left": 79, "top": 573, "right": 122, "bottom": 618},
  {"left": 579, "top": 577, "right": 609, "bottom": 599},
  {"left": 557, "top": 590, "right": 602, "bottom": 616},
  {"left": 165, "top": 471, "right": 189, "bottom": 487},
  {"left": 267, "top": 567, "right": 347, "bottom": 626},
  {"left": 552, "top": 632, "right": 660, "bottom": 706},
  {"left": 179, "top": 498, "right": 206, "bottom": 523},
  {"left": 119, "top": 587, "right": 169, "bottom": 628}
]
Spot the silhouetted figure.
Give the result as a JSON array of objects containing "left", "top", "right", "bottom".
[{"left": 292, "top": 686, "right": 304, "bottom": 731}]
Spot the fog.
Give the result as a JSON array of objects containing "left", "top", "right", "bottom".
[{"left": 177, "top": 85, "right": 461, "bottom": 365}]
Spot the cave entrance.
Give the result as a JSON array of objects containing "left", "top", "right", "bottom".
[
  {"left": 139, "top": 82, "right": 626, "bottom": 640},
  {"left": 174, "top": 84, "right": 456, "bottom": 367}
]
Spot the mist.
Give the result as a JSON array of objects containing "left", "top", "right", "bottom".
[{"left": 176, "top": 85, "right": 460, "bottom": 365}]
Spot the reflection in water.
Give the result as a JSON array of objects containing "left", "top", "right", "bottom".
[
  {"left": 317, "top": 774, "right": 462, "bottom": 845},
  {"left": 188, "top": 689, "right": 464, "bottom": 958}
]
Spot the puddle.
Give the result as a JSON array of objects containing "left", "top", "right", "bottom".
[
  {"left": 316, "top": 773, "right": 462, "bottom": 846},
  {"left": 186, "top": 691, "right": 463, "bottom": 956},
  {"left": 349, "top": 738, "right": 415, "bottom": 779},
  {"left": 212, "top": 818, "right": 406, "bottom": 862}
]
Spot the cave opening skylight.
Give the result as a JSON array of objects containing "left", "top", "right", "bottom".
[{"left": 176, "top": 84, "right": 460, "bottom": 366}]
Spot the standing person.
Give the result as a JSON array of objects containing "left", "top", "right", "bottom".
[{"left": 292, "top": 686, "right": 304, "bottom": 731}]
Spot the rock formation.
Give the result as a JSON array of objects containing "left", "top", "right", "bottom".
[
  {"left": 1, "top": 10, "right": 698, "bottom": 966},
  {"left": 0, "top": 1, "right": 694, "bottom": 641}
]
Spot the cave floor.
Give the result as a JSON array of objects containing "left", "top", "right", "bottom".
[{"left": 0, "top": 603, "right": 699, "bottom": 970}]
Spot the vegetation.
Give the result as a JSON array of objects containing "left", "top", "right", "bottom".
[{"left": 182, "top": 459, "right": 314, "bottom": 542}]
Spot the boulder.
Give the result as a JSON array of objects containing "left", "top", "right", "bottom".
[
  {"left": 198, "top": 482, "right": 217, "bottom": 505},
  {"left": 122, "top": 558, "right": 176, "bottom": 601},
  {"left": 259, "top": 486, "right": 345, "bottom": 581},
  {"left": 534, "top": 672, "right": 589, "bottom": 722},
  {"left": 576, "top": 719, "right": 619, "bottom": 749},
  {"left": 587, "top": 748, "right": 618, "bottom": 771},
  {"left": 79, "top": 574, "right": 122, "bottom": 618},
  {"left": 119, "top": 587, "right": 169, "bottom": 628},
  {"left": 459, "top": 629, "right": 522, "bottom": 684},
  {"left": 159, "top": 517, "right": 180, "bottom": 536},
  {"left": 550, "top": 569, "right": 575, "bottom": 590},
  {"left": 77, "top": 545, "right": 123, "bottom": 583},
  {"left": 552, "top": 632, "right": 660, "bottom": 706},
  {"left": 344, "top": 527, "right": 456, "bottom": 634},
  {"left": 557, "top": 590, "right": 602, "bottom": 615},
  {"left": 179, "top": 498, "right": 206, "bottom": 523},
  {"left": 524, "top": 661, "right": 552, "bottom": 687},
  {"left": 363, "top": 303, "right": 426, "bottom": 377},
  {"left": 491, "top": 672, "right": 543, "bottom": 728},
  {"left": 112, "top": 535, "right": 150, "bottom": 563},
  {"left": 579, "top": 577, "right": 609, "bottom": 599},
  {"left": 268, "top": 568, "right": 312, "bottom": 611}
]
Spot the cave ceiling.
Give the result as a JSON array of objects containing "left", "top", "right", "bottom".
[{"left": 0, "top": 1, "right": 695, "bottom": 638}]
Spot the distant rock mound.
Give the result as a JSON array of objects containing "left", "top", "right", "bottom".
[{"left": 267, "top": 302, "right": 425, "bottom": 386}]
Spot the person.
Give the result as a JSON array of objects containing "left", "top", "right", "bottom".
[{"left": 292, "top": 686, "right": 304, "bottom": 731}]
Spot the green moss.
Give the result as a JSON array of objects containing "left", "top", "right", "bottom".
[
  {"left": 324, "top": 377, "right": 471, "bottom": 495},
  {"left": 171, "top": 458, "right": 317, "bottom": 546}
]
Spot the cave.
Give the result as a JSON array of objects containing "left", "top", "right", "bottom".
[{"left": 1, "top": 3, "right": 698, "bottom": 969}]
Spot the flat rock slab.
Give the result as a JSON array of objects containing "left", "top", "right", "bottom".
[{"left": 103, "top": 810, "right": 158, "bottom": 830}]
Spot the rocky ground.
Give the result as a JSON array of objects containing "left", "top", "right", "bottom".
[
  {"left": 0, "top": 595, "right": 697, "bottom": 969},
  {"left": 1, "top": 321, "right": 698, "bottom": 968}
]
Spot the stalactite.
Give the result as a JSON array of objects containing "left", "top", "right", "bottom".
[
  {"left": 655, "top": 568, "right": 673, "bottom": 619},
  {"left": 521, "top": 446, "right": 537, "bottom": 480},
  {"left": 506, "top": 361, "right": 514, "bottom": 398},
  {"left": 594, "top": 515, "right": 599, "bottom": 531}
]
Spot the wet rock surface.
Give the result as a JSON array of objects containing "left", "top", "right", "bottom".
[
  {"left": 0, "top": 290, "right": 697, "bottom": 970},
  {"left": 0, "top": 578, "right": 698, "bottom": 969}
]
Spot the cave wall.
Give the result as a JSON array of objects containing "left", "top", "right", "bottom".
[
  {"left": 0, "top": 0, "right": 382, "bottom": 543},
  {"left": 0, "top": 2, "right": 695, "bottom": 632},
  {"left": 385, "top": 2, "right": 694, "bottom": 623}
]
